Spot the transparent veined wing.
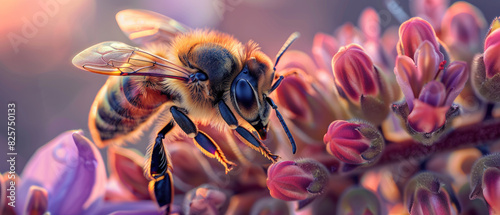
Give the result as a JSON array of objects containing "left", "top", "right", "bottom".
[
  {"left": 72, "top": 41, "right": 192, "bottom": 81},
  {"left": 116, "top": 9, "right": 191, "bottom": 45}
]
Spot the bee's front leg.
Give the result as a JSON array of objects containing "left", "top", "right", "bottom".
[
  {"left": 148, "top": 120, "right": 174, "bottom": 214},
  {"left": 170, "top": 106, "right": 236, "bottom": 173},
  {"left": 218, "top": 101, "right": 279, "bottom": 162}
]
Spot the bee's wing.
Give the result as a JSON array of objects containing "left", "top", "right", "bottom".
[
  {"left": 72, "top": 41, "right": 191, "bottom": 81},
  {"left": 116, "top": 9, "right": 190, "bottom": 45}
]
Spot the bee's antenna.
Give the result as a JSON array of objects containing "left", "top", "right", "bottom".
[
  {"left": 265, "top": 97, "right": 296, "bottom": 154},
  {"left": 274, "top": 32, "right": 300, "bottom": 71},
  {"left": 269, "top": 75, "right": 284, "bottom": 93}
]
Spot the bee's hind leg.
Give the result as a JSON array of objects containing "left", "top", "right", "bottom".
[
  {"left": 148, "top": 120, "right": 175, "bottom": 214},
  {"left": 170, "top": 106, "right": 236, "bottom": 173},
  {"left": 217, "top": 101, "right": 279, "bottom": 163}
]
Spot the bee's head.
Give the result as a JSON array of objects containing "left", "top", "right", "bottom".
[
  {"left": 230, "top": 32, "right": 299, "bottom": 153},
  {"left": 230, "top": 51, "right": 275, "bottom": 139}
]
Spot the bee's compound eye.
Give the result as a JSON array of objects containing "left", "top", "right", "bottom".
[
  {"left": 235, "top": 79, "right": 258, "bottom": 113},
  {"left": 195, "top": 72, "right": 208, "bottom": 81}
]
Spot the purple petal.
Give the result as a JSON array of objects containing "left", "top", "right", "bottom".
[
  {"left": 442, "top": 61, "right": 468, "bottom": 106},
  {"left": 414, "top": 41, "right": 442, "bottom": 85},
  {"left": 24, "top": 186, "right": 48, "bottom": 215},
  {"left": 418, "top": 81, "right": 446, "bottom": 107},
  {"left": 98, "top": 200, "right": 164, "bottom": 215},
  {"left": 395, "top": 56, "right": 418, "bottom": 110},
  {"left": 20, "top": 130, "right": 106, "bottom": 214}
]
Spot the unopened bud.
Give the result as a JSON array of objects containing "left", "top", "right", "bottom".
[{"left": 323, "top": 120, "right": 384, "bottom": 169}]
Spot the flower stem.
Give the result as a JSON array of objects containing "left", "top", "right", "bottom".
[{"left": 376, "top": 119, "right": 500, "bottom": 167}]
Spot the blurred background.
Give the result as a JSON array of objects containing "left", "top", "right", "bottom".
[{"left": 0, "top": 0, "right": 497, "bottom": 172}]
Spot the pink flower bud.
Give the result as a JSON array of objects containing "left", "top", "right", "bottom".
[
  {"left": 440, "top": 2, "right": 486, "bottom": 61},
  {"left": 471, "top": 18, "right": 500, "bottom": 102},
  {"left": 333, "top": 44, "right": 379, "bottom": 105},
  {"left": 404, "top": 172, "right": 460, "bottom": 215},
  {"left": 334, "top": 23, "right": 364, "bottom": 47},
  {"left": 358, "top": 8, "right": 380, "bottom": 41},
  {"left": 273, "top": 69, "right": 342, "bottom": 145},
  {"left": 267, "top": 160, "right": 314, "bottom": 201},
  {"left": 410, "top": 0, "right": 449, "bottom": 29},
  {"left": 312, "top": 33, "right": 338, "bottom": 75},
  {"left": 484, "top": 17, "right": 500, "bottom": 49},
  {"left": 323, "top": 120, "right": 384, "bottom": 165},
  {"left": 266, "top": 159, "right": 328, "bottom": 201},
  {"left": 333, "top": 44, "right": 395, "bottom": 125},
  {"left": 470, "top": 153, "right": 500, "bottom": 213},
  {"left": 397, "top": 17, "right": 441, "bottom": 61},
  {"left": 274, "top": 72, "right": 313, "bottom": 123},
  {"left": 484, "top": 17, "right": 500, "bottom": 79}
]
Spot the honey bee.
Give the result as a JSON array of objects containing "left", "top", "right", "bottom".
[{"left": 72, "top": 9, "right": 297, "bottom": 213}]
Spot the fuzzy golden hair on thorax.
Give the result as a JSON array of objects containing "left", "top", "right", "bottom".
[{"left": 170, "top": 29, "right": 246, "bottom": 63}]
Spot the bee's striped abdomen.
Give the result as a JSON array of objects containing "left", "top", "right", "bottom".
[{"left": 89, "top": 76, "right": 170, "bottom": 146}]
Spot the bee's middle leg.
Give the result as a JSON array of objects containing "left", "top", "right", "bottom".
[
  {"left": 170, "top": 106, "right": 236, "bottom": 173},
  {"left": 148, "top": 120, "right": 175, "bottom": 214},
  {"left": 218, "top": 101, "right": 279, "bottom": 162}
]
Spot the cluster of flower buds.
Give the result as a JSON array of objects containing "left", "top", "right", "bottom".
[
  {"left": 393, "top": 17, "right": 469, "bottom": 144},
  {"left": 323, "top": 120, "right": 384, "bottom": 172},
  {"left": 472, "top": 17, "right": 500, "bottom": 102}
]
